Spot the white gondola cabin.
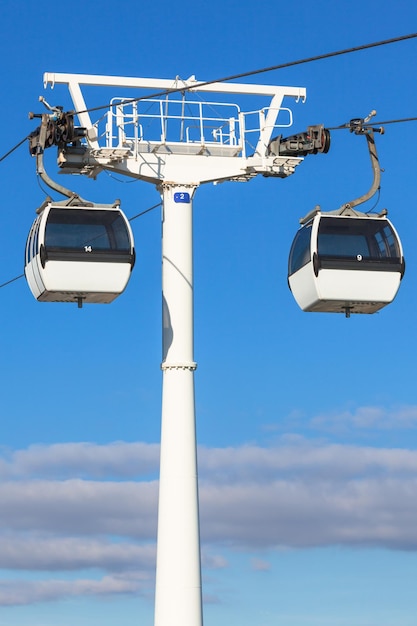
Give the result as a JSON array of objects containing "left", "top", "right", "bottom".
[
  {"left": 25, "top": 199, "right": 135, "bottom": 306},
  {"left": 288, "top": 208, "right": 405, "bottom": 316}
]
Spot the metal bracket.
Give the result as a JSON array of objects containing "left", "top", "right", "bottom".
[
  {"left": 31, "top": 113, "right": 86, "bottom": 201},
  {"left": 340, "top": 110, "right": 385, "bottom": 211},
  {"left": 268, "top": 124, "right": 331, "bottom": 157}
]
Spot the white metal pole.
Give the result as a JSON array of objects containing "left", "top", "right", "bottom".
[{"left": 154, "top": 183, "right": 203, "bottom": 626}]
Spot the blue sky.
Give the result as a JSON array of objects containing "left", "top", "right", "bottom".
[{"left": 1, "top": 1, "right": 417, "bottom": 625}]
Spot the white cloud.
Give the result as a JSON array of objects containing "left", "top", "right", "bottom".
[
  {"left": 0, "top": 534, "right": 226, "bottom": 574},
  {"left": 0, "top": 536, "right": 155, "bottom": 571},
  {"left": 0, "top": 479, "right": 157, "bottom": 537},
  {"left": 251, "top": 558, "right": 271, "bottom": 571},
  {"left": 0, "top": 573, "right": 147, "bottom": 606},
  {"left": 3, "top": 432, "right": 417, "bottom": 482},
  {"left": 199, "top": 476, "right": 417, "bottom": 549},
  {"left": 0, "top": 442, "right": 160, "bottom": 479},
  {"left": 198, "top": 442, "right": 417, "bottom": 482},
  {"left": 310, "top": 404, "right": 417, "bottom": 431},
  {"left": 2, "top": 437, "right": 417, "bottom": 605}
]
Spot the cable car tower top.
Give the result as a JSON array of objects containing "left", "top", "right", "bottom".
[{"left": 41, "top": 72, "right": 314, "bottom": 184}]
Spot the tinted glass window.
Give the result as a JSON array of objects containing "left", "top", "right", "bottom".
[
  {"left": 32, "top": 219, "right": 40, "bottom": 260},
  {"left": 319, "top": 233, "right": 370, "bottom": 257},
  {"left": 288, "top": 224, "right": 312, "bottom": 275},
  {"left": 45, "top": 209, "right": 131, "bottom": 252},
  {"left": 25, "top": 225, "right": 33, "bottom": 264},
  {"left": 25, "top": 217, "right": 41, "bottom": 264},
  {"left": 317, "top": 217, "right": 401, "bottom": 260}
]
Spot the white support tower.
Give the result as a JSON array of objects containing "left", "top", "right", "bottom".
[{"left": 42, "top": 72, "right": 307, "bottom": 626}]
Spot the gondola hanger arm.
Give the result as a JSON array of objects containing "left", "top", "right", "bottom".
[
  {"left": 34, "top": 113, "right": 84, "bottom": 201},
  {"left": 340, "top": 111, "right": 385, "bottom": 212}
]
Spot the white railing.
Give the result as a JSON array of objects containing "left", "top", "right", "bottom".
[
  {"left": 95, "top": 97, "right": 297, "bottom": 156},
  {"left": 103, "top": 98, "right": 240, "bottom": 149}
]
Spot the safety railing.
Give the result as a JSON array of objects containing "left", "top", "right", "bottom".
[{"left": 93, "top": 97, "right": 297, "bottom": 157}]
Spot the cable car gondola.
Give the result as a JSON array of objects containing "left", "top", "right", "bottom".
[
  {"left": 288, "top": 207, "right": 405, "bottom": 316},
  {"left": 25, "top": 199, "right": 135, "bottom": 306},
  {"left": 288, "top": 112, "right": 405, "bottom": 316}
]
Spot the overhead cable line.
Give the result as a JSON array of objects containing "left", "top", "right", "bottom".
[
  {"left": 74, "top": 32, "right": 417, "bottom": 116},
  {"left": 0, "top": 274, "right": 24, "bottom": 289},
  {"left": 129, "top": 201, "right": 162, "bottom": 221},
  {"left": 329, "top": 115, "right": 417, "bottom": 130},
  {"left": 2, "top": 35, "right": 417, "bottom": 286},
  {"left": 1, "top": 34, "right": 416, "bottom": 167},
  {"left": 0, "top": 135, "right": 29, "bottom": 163},
  {"left": 373, "top": 115, "right": 417, "bottom": 126}
]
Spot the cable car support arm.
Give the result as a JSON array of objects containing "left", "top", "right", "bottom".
[
  {"left": 28, "top": 102, "right": 88, "bottom": 202},
  {"left": 341, "top": 111, "right": 384, "bottom": 211},
  {"left": 35, "top": 114, "right": 77, "bottom": 199}
]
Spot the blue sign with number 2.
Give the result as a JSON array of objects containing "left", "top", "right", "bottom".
[{"left": 174, "top": 192, "right": 191, "bottom": 203}]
